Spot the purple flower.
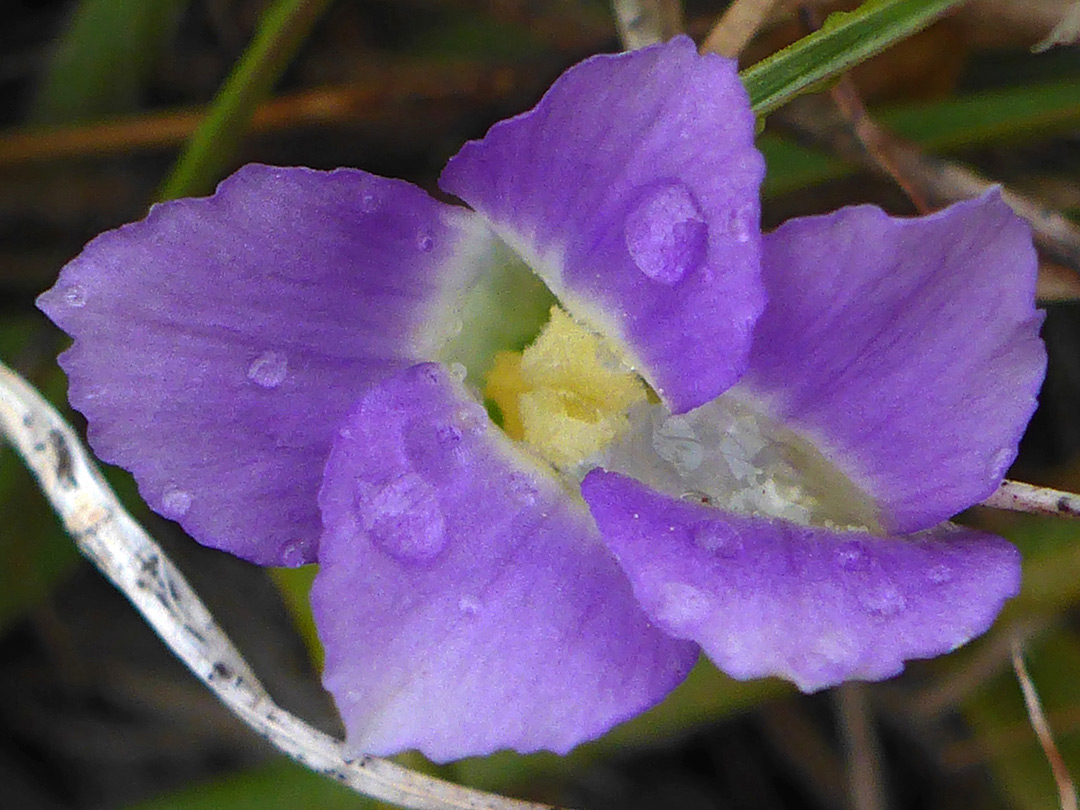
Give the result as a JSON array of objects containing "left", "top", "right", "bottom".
[{"left": 38, "top": 37, "right": 1046, "bottom": 761}]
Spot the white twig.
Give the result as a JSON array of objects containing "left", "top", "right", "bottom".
[
  {"left": 980, "top": 479, "right": 1080, "bottom": 519},
  {"left": 1011, "top": 640, "right": 1078, "bottom": 810},
  {"left": 835, "top": 683, "right": 886, "bottom": 810},
  {"left": 611, "top": 0, "right": 683, "bottom": 50},
  {"left": 1033, "top": 0, "right": 1080, "bottom": 52},
  {"left": 0, "top": 360, "right": 557, "bottom": 810},
  {"left": 701, "top": 0, "right": 781, "bottom": 58}
]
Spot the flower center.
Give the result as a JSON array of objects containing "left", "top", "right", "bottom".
[
  {"left": 431, "top": 238, "right": 880, "bottom": 532},
  {"left": 484, "top": 306, "right": 649, "bottom": 474},
  {"left": 598, "top": 393, "right": 883, "bottom": 533}
]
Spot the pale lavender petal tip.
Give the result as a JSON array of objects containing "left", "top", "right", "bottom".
[
  {"left": 744, "top": 190, "right": 1047, "bottom": 533},
  {"left": 441, "top": 35, "right": 766, "bottom": 412},
  {"left": 312, "top": 364, "right": 697, "bottom": 761},
  {"left": 38, "top": 164, "right": 487, "bottom": 566},
  {"left": 582, "top": 471, "right": 1021, "bottom": 692}
]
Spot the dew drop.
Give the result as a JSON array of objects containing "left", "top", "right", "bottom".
[
  {"left": 63, "top": 284, "right": 87, "bottom": 307},
  {"left": 680, "top": 491, "right": 712, "bottom": 505},
  {"left": 859, "top": 582, "right": 906, "bottom": 616},
  {"left": 161, "top": 487, "right": 192, "bottom": 518},
  {"left": 926, "top": 563, "right": 952, "bottom": 584},
  {"left": 416, "top": 231, "right": 434, "bottom": 253},
  {"left": 454, "top": 404, "right": 487, "bottom": 436},
  {"left": 449, "top": 362, "right": 467, "bottom": 382},
  {"left": 811, "top": 632, "right": 857, "bottom": 666},
  {"left": 990, "top": 447, "right": 1013, "bottom": 478},
  {"left": 693, "top": 522, "right": 743, "bottom": 558},
  {"left": 652, "top": 415, "right": 704, "bottom": 475},
  {"left": 624, "top": 181, "right": 708, "bottom": 285},
  {"left": 414, "top": 364, "right": 442, "bottom": 386},
  {"left": 280, "top": 539, "right": 309, "bottom": 567},
  {"left": 506, "top": 472, "right": 539, "bottom": 506},
  {"left": 435, "top": 424, "right": 463, "bottom": 448},
  {"left": 247, "top": 350, "right": 288, "bottom": 389},
  {"left": 360, "top": 192, "right": 378, "bottom": 212},
  {"left": 835, "top": 540, "right": 871, "bottom": 572},
  {"left": 727, "top": 204, "right": 754, "bottom": 243},
  {"left": 655, "top": 582, "right": 711, "bottom": 625},
  {"left": 365, "top": 473, "right": 447, "bottom": 564},
  {"left": 458, "top": 595, "right": 482, "bottom": 616}
]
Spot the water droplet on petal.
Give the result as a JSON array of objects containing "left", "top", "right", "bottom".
[
  {"left": 653, "top": 415, "right": 704, "bottom": 475},
  {"left": 435, "top": 424, "right": 462, "bottom": 448},
  {"left": 360, "top": 192, "right": 378, "bottom": 212},
  {"left": 926, "top": 563, "right": 952, "bottom": 584},
  {"left": 63, "top": 284, "right": 87, "bottom": 307},
  {"left": 416, "top": 231, "right": 434, "bottom": 253},
  {"left": 624, "top": 181, "right": 708, "bottom": 285},
  {"left": 458, "top": 595, "right": 482, "bottom": 616},
  {"left": 811, "top": 632, "right": 857, "bottom": 666},
  {"left": 365, "top": 473, "right": 447, "bottom": 564},
  {"left": 507, "top": 472, "right": 539, "bottom": 506},
  {"left": 990, "top": 447, "right": 1013, "bottom": 478},
  {"left": 680, "top": 491, "right": 712, "bottom": 505},
  {"left": 655, "top": 582, "right": 711, "bottom": 626},
  {"left": 454, "top": 404, "right": 487, "bottom": 436},
  {"left": 247, "top": 350, "right": 288, "bottom": 389},
  {"left": 693, "top": 522, "right": 743, "bottom": 558},
  {"left": 449, "top": 362, "right": 467, "bottom": 382},
  {"left": 727, "top": 203, "right": 754, "bottom": 243},
  {"left": 413, "top": 364, "right": 442, "bottom": 386},
  {"left": 859, "top": 582, "right": 906, "bottom": 616},
  {"left": 280, "top": 539, "right": 309, "bottom": 566},
  {"left": 835, "top": 539, "right": 871, "bottom": 572},
  {"left": 161, "top": 487, "right": 192, "bottom": 518}
]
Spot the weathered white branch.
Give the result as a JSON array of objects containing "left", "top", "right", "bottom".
[
  {"left": 611, "top": 0, "right": 683, "bottom": 50},
  {"left": 701, "top": 0, "right": 781, "bottom": 58},
  {"left": 1011, "top": 640, "right": 1078, "bottom": 810},
  {"left": 980, "top": 479, "right": 1080, "bottom": 519},
  {"left": 0, "top": 360, "right": 556, "bottom": 810}
]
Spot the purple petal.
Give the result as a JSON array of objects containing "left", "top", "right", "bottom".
[
  {"left": 38, "top": 165, "right": 495, "bottom": 565},
  {"left": 582, "top": 471, "right": 1021, "bottom": 692},
  {"left": 741, "top": 192, "right": 1046, "bottom": 532},
  {"left": 440, "top": 36, "right": 765, "bottom": 412},
  {"left": 312, "top": 364, "right": 697, "bottom": 760}
]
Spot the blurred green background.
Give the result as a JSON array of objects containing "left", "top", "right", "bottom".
[{"left": 1, "top": 1, "right": 1079, "bottom": 809}]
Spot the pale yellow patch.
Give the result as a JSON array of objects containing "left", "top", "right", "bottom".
[{"left": 484, "top": 307, "right": 648, "bottom": 471}]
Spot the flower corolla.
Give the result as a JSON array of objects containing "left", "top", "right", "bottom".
[{"left": 38, "top": 36, "right": 1046, "bottom": 761}]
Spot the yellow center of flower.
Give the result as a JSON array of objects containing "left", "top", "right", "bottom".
[{"left": 484, "top": 306, "right": 648, "bottom": 472}]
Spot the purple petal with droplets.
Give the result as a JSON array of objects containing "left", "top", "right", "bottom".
[
  {"left": 739, "top": 192, "right": 1046, "bottom": 532},
  {"left": 313, "top": 364, "right": 697, "bottom": 760},
  {"left": 582, "top": 471, "right": 1021, "bottom": 692},
  {"left": 38, "top": 165, "right": 495, "bottom": 565},
  {"left": 440, "top": 36, "right": 765, "bottom": 412}
]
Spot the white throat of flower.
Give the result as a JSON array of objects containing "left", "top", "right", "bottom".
[
  {"left": 596, "top": 392, "right": 883, "bottom": 533},
  {"left": 434, "top": 245, "right": 880, "bottom": 533}
]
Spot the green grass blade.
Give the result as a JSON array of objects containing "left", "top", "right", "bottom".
[
  {"left": 157, "top": 0, "right": 334, "bottom": 201},
  {"left": 741, "top": 0, "right": 966, "bottom": 115},
  {"left": 30, "top": 0, "right": 189, "bottom": 124}
]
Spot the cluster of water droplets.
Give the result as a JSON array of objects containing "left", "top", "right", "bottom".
[{"left": 599, "top": 393, "right": 881, "bottom": 533}]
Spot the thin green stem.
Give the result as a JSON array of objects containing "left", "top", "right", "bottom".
[{"left": 157, "top": 0, "right": 335, "bottom": 200}]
